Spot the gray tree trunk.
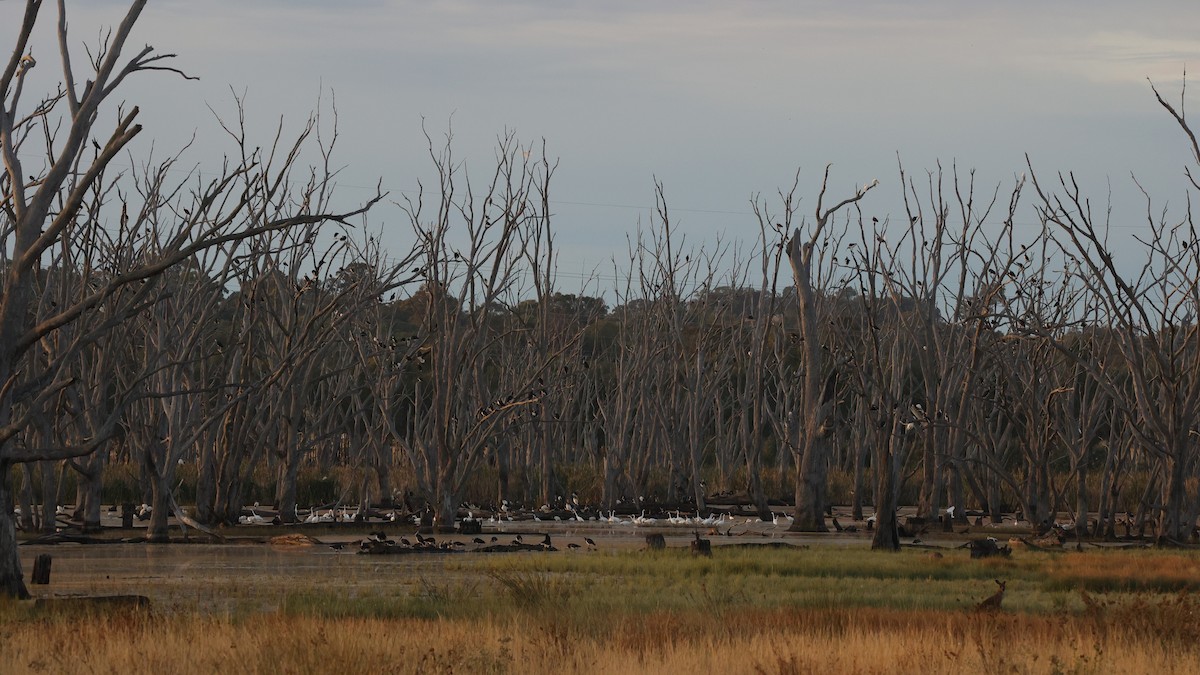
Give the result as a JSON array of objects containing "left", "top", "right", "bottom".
[{"left": 0, "top": 463, "right": 30, "bottom": 599}]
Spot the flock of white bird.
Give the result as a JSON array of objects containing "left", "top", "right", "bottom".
[
  {"left": 227, "top": 503, "right": 805, "bottom": 528},
  {"left": 485, "top": 509, "right": 796, "bottom": 528}
]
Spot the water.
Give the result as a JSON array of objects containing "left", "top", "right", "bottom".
[
  {"left": 19, "top": 542, "right": 459, "bottom": 612},
  {"left": 18, "top": 519, "right": 869, "bottom": 611}
]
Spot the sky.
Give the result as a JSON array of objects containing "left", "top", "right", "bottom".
[{"left": 6, "top": 1, "right": 1200, "bottom": 296}]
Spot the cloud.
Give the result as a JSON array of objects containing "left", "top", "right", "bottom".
[{"left": 1046, "top": 31, "right": 1200, "bottom": 85}]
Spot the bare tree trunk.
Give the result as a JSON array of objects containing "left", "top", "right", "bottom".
[
  {"left": 195, "top": 448, "right": 217, "bottom": 524},
  {"left": 988, "top": 471, "right": 1004, "bottom": 524},
  {"left": 871, "top": 435, "right": 903, "bottom": 551},
  {"left": 851, "top": 437, "right": 866, "bottom": 521},
  {"left": 147, "top": 461, "right": 172, "bottom": 543},
  {"left": 276, "top": 443, "right": 301, "bottom": 525},
  {"left": 17, "top": 466, "right": 35, "bottom": 532},
  {"left": 792, "top": 435, "right": 831, "bottom": 532},
  {"left": 139, "top": 415, "right": 173, "bottom": 543},
  {"left": 74, "top": 455, "right": 104, "bottom": 532},
  {"left": 38, "top": 461, "right": 56, "bottom": 535},
  {"left": 375, "top": 457, "right": 393, "bottom": 507},
  {"left": 435, "top": 488, "right": 459, "bottom": 532},
  {"left": 780, "top": 168, "right": 876, "bottom": 531},
  {"left": 0, "top": 463, "right": 30, "bottom": 598}
]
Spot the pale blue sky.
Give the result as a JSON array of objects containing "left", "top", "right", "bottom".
[{"left": 7, "top": 1, "right": 1200, "bottom": 290}]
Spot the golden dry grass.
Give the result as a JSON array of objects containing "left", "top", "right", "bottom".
[{"left": 2, "top": 604, "right": 1198, "bottom": 675}]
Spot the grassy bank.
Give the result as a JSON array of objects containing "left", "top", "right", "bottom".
[{"left": 4, "top": 546, "right": 1200, "bottom": 673}]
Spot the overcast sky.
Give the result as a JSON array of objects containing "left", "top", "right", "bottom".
[{"left": 7, "top": 1, "right": 1200, "bottom": 291}]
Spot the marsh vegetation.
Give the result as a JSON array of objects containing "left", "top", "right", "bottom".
[{"left": 6, "top": 543, "right": 1200, "bottom": 673}]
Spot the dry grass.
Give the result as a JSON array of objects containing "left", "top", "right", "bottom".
[
  {"left": 2, "top": 603, "right": 1198, "bottom": 674},
  {"left": 1043, "top": 550, "right": 1200, "bottom": 592},
  {"left": 5, "top": 546, "right": 1200, "bottom": 673}
]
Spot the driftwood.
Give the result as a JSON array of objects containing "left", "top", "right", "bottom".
[
  {"left": 358, "top": 541, "right": 556, "bottom": 554},
  {"left": 20, "top": 533, "right": 105, "bottom": 545},
  {"left": 268, "top": 534, "right": 322, "bottom": 548},
  {"left": 721, "top": 542, "right": 807, "bottom": 550},
  {"left": 645, "top": 534, "right": 666, "bottom": 550},
  {"left": 967, "top": 538, "right": 1012, "bottom": 559},
  {"left": 473, "top": 543, "right": 556, "bottom": 553}
]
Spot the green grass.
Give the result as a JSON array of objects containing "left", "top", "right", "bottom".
[{"left": 267, "top": 546, "right": 1200, "bottom": 624}]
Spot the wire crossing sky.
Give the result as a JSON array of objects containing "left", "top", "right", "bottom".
[{"left": 5, "top": 1, "right": 1200, "bottom": 285}]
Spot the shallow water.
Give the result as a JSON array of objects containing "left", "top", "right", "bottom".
[
  {"left": 19, "top": 542, "right": 463, "bottom": 613},
  {"left": 17, "top": 519, "right": 872, "bottom": 612}
]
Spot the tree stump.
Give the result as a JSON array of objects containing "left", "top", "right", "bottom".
[
  {"left": 645, "top": 533, "right": 666, "bottom": 550},
  {"left": 459, "top": 519, "right": 482, "bottom": 535},
  {"left": 690, "top": 533, "right": 712, "bottom": 557},
  {"left": 121, "top": 503, "right": 134, "bottom": 529},
  {"left": 31, "top": 554, "right": 51, "bottom": 585},
  {"left": 900, "top": 516, "right": 927, "bottom": 537},
  {"left": 968, "top": 538, "right": 1012, "bottom": 559}
]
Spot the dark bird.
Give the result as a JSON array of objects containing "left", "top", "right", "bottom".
[
  {"left": 542, "top": 533, "right": 552, "bottom": 548},
  {"left": 473, "top": 537, "right": 486, "bottom": 545},
  {"left": 568, "top": 543, "right": 581, "bottom": 550},
  {"left": 328, "top": 542, "right": 345, "bottom": 551},
  {"left": 584, "top": 537, "right": 597, "bottom": 548}
]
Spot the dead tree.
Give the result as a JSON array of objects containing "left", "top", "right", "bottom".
[
  {"left": 777, "top": 167, "right": 877, "bottom": 531},
  {"left": 382, "top": 131, "right": 564, "bottom": 530},
  {"left": 1028, "top": 81, "right": 1200, "bottom": 543},
  {"left": 0, "top": 0, "right": 381, "bottom": 595}
]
